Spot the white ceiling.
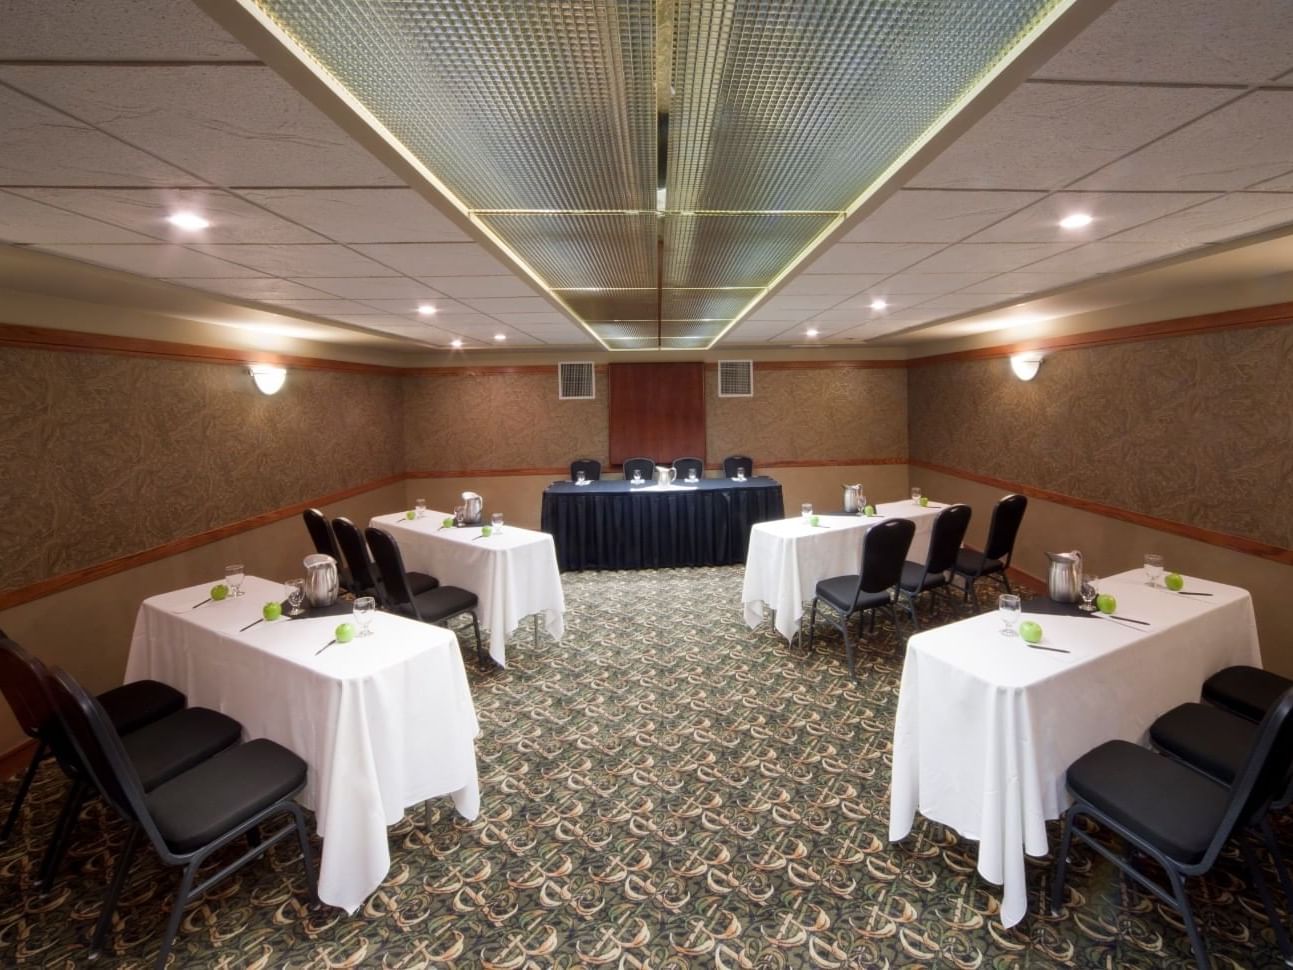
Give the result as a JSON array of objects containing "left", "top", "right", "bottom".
[{"left": 0, "top": 0, "right": 1291, "bottom": 352}]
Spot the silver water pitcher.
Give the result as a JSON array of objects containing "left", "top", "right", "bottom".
[
  {"left": 460, "top": 491, "right": 484, "bottom": 525},
  {"left": 303, "top": 553, "right": 339, "bottom": 607},
  {"left": 1046, "top": 550, "right": 1083, "bottom": 603},
  {"left": 843, "top": 483, "right": 863, "bottom": 513}
]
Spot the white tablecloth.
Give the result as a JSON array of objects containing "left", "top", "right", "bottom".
[
  {"left": 126, "top": 576, "right": 481, "bottom": 914},
  {"left": 370, "top": 511, "right": 565, "bottom": 667},
  {"left": 742, "top": 500, "right": 941, "bottom": 641},
  {"left": 889, "top": 570, "right": 1261, "bottom": 928}
]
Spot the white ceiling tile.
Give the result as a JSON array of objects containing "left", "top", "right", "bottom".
[
  {"left": 1110, "top": 193, "right": 1293, "bottom": 245},
  {"left": 462, "top": 296, "right": 556, "bottom": 314},
  {"left": 240, "top": 188, "right": 471, "bottom": 243},
  {"left": 832, "top": 292, "right": 932, "bottom": 312},
  {"left": 253, "top": 299, "right": 375, "bottom": 316},
  {"left": 290, "top": 277, "right": 443, "bottom": 299},
  {"left": 492, "top": 312, "right": 574, "bottom": 325},
  {"left": 166, "top": 277, "right": 335, "bottom": 300},
  {"left": 1036, "top": 0, "right": 1293, "bottom": 85},
  {"left": 330, "top": 314, "right": 435, "bottom": 328},
  {"left": 808, "top": 309, "right": 874, "bottom": 326},
  {"left": 0, "top": 65, "right": 403, "bottom": 187},
  {"left": 862, "top": 272, "right": 995, "bottom": 295},
  {"left": 186, "top": 243, "right": 393, "bottom": 277},
  {"left": 0, "top": 86, "right": 201, "bottom": 187},
  {"left": 353, "top": 297, "right": 463, "bottom": 313},
  {"left": 744, "top": 307, "right": 816, "bottom": 322},
  {"left": 425, "top": 275, "right": 540, "bottom": 299},
  {"left": 909, "top": 82, "right": 1234, "bottom": 190},
  {"left": 11, "top": 188, "right": 326, "bottom": 244},
  {"left": 909, "top": 242, "right": 1076, "bottom": 274},
  {"left": 760, "top": 292, "right": 842, "bottom": 311},
  {"left": 1021, "top": 240, "right": 1192, "bottom": 277},
  {"left": 969, "top": 192, "right": 1217, "bottom": 243},
  {"left": 843, "top": 189, "right": 1044, "bottom": 243},
  {"left": 1074, "top": 91, "right": 1293, "bottom": 191},
  {"left": 0, "top": 0, "right": 251, "bottom": 60},
  {"left": 0, "top": 192, "right": 155, "bottom": 243},
  {"left": 802, "top": 242, "right": 943, "bottom": 275},
  {"left": 35, "top": 243, "right": 264, "bottom": 278},
  {"left": 1250, "top": 170, "right": 1293, "bottom": 191},
  {"left": 779, "top": 273, "right": 888, "bottom": 296},
  {"left": 354, "top": 243, "right": 511, "bottom": 276},
  {"left": 908, "top": 293, "right": 1010, "bottom": 312},
  {"left": 956, "top": 272, "right": 1089, "bottom": 296}
]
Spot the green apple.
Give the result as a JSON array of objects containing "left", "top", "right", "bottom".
[
  {"left": 481, "top": 525, "right": 493, "bottom": 537},
  {"left": 1165, "top": 572, "right": 1185, "bottom": 591},
  {"left": 405, "top": 509, "right": 416, "bottom": 520},
  {"left": 210, "top": 583, "right": 229, "bottom": 601},
  {"left": 442, "top": 516, "right": 455, "bottom": 528},
  {"left": 1096, "top": 593, "right": 1117, "bottom": 614},
  {"left": 262, "top": 601, "right": 282, "bottom": 622},
  {"left": 810, "top": 515, "right": 820, "bottom": 527},
  {"left": 863, "top": 504, "right": 876, "bottom": 516},
  {"left": 919, "top": 496, "right": 930, "bottom": 507},
  {"left": 1019, "top": 620, "right": 1043, "bottom": 644},
  {"left": 335, "top": 622, "right": 355, "bottom": 644}
]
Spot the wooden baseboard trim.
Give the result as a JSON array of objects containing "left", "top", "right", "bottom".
[
  {"left": 0, "top": 473, "right": 407, "bottom": 612},
  {"left": 911, "top": 459, "right": 1293, "bottom": 565},
  {"left": 0, "top": 738, "right": 37, "bottom": 782}
]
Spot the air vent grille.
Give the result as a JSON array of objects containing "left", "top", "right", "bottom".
[
  {"left": 718, "top": 360, "right": 753, "bottom": 398},
  {"left": 559, "top": 361, "right": 595, "bottom": 400}
]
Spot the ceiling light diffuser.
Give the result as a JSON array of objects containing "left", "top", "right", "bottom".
[
  {"left": 493, "top": 333, "right": 507, "bottom": 342},
  {"left": 417, "top": 304, "right": 436, "bottom": 315},
  {"left": 167, "top": 211, "right": 210, "bottom": 231},
  {"left": 870, "top": 298, "right": 889, "bottom": 311},
  {"left": 1059, "top": 213, "right": 1093, "bottom": 230}
]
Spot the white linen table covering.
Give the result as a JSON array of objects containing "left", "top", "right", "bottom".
[
  {"left": 889, "top": 570, "right": 1261, "bottom": 929},
  {"left": 370, "top": 510, "right": 565, "bottom": 667},
  {"left": 126, "top": 576, "right": 481, "bottom": 914},
  {"left": 742, "top": 500, "right": 941, "bottom": 642}
]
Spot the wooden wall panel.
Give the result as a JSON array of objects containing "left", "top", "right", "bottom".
[{"left": 608, "top": 362, "right": 706, "bottom": 466}]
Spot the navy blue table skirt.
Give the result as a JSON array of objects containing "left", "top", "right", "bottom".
[{"left": 541, "top": 477, "right": 785, "bottom": 570}]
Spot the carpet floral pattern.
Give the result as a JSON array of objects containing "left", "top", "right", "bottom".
[{"left": 1, "top": 566, "right": 1289, "bottom": 968}]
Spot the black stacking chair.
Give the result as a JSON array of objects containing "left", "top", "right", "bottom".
[
  {"left": 332, "top": 516, "right": 437, "bottom": 607},
  {"left": 807, "top": 518, "right": 916, "bottom": 680},
  {"left": 570, "top": 458, "right": 602, "bottom": 482},
  {"left": 0, "top": 640, "right": 241, "bottom": 890},
  {"left": 672, "top": 457, "right": 704, "bottom": 481},
  {"left": 303, "top": 508, "right": 354, "bottom": 593},
  {"left": 1, "top": 637, "right": 186, "bottom": 845},
  {"left": 952, "top": 494, "right": 1027, "bottom": 609},
  {"left": 48, "top": 669, "right": 313, "bottom": 970},
  {"left": 622, "top": 457, "right": 655, "bottom": 482},
  {"left": 1203, "top": 667, "right": 1293, "bottom": 723},
  {"left": 1052, "top": 688, "right": 1293, "bottom": 970},
  {"left": 897, "top": 504, "right": 972, "bottom": 629},
  {"left": 723, "top": 455, "right": 754, "bottom": 478},
  {"left": 365, "top": 527, "right": 485, "bottom": 665}
]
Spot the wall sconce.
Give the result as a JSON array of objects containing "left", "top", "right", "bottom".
[
  {"left": 1009, "top": 352, "right": 1044, "bottom": 382},
  {"left": 249, "top": 364, "right": 287, "bottom": 395}
]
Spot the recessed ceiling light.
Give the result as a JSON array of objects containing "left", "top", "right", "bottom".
[
  {"left": 417, "top": 304, "right": 436, "bottom": 316},
  {"left": 805, "top": 327, "right": 819, "bottom": 337},
  {"left": 869, "top": 298, "right": 888, "bottom": 311},
  {"left": 166, "top": 211, "right": 210, "bottom": 231},
  {"left": 1059, "top": 213, "right": 1093, "bottom": 230},
  {"left": 450, "top": 338, "right": 463, "bottom": 348},
  {"left": 494, "top": 333, "right": 507, "bottom": 342}
]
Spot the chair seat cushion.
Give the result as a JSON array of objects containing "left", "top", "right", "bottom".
[
  {"left": 954, "top": 548, "right": 1003, "bottom": 577},
  {"left": 146, "top": 739, "right": 307, "bottom": 854},
  {"left": 1150, "top": 702, "right": 1257, "bottom": 786},
  {"left": 900, "top": 561, "right": 948, "bottom": 594},
  {"left": 123, "top": 707, "right": 242, "bottom": 791},
  {"left": 408, "top": 585, "right": 479, "bottom": 623},
  {"left": 815, "top": 575, "right": 891, "bottom": 614},
  {"left": 1067, "top": 739, "right": 1229, "bottom": 864},
  {"left": 407, "top": 571, "right": 439, "bottom": 595},
  {"left": 96, "top": 680, "right": 186, "bottom": 736},
  {"left": 1203, "top": 666, "right": 1293, "bottom": 723}
]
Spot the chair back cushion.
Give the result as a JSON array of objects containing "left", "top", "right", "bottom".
[
  {"left": 983, "top": 494, "right": 1028, "bottom": 562},
  {"left": 570, "top": 458, "right": 602, "bottom": 481},
  {"left": 722, "top": 455, "right": 753, "bottom": 478},
  {"left": 0, "top": 637, "right": 56, "bottom": 740},
  {"left": 332, "top": 517, "right": 377, "bottom": 591},
  {"left": 1227, "top": 687, "right": 1293, "bottom": 834},
  {"left": 303, "top": 508, "right": 340, "bottom": 559},
  {"left": 364, "top": 527, "right": 415, "bottom": 610},
  {"left": 925, "top": 504, "right": 973, "bottom": 574},
  {"left": 672, "top": 457, "right": 704, "bottom": 479},
  {"left": 622, "top": 457, "right": 656, "bottom": 481},
  {"left": 860, "top": 518, "right": 917, "bottom": 593}
]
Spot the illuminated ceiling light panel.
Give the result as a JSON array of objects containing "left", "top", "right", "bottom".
[{"left": 247, "top": 0, "right": 1073, "bottom": 349}]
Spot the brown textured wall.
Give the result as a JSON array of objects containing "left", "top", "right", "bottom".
[
  {"left": 706, "top": 366, "right": 908, "bottom": 462},
  {"left": 908, "top": 323, "right": 1293, "bottom": 551},
  {"left": 0, "top": 345, "right": 405, "bottom": 594},
  {"left": 403, "top": 370, "right": 608, "bottom": 472}
]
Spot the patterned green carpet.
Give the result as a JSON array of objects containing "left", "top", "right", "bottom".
[{"left": 1, "top": 566, "right": 1290, "bottom": 967}]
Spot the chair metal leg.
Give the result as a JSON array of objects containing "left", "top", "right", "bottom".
[
  {"left": 904, "top": 591, "right": 920, "bottom": 631},
  {"left": 2, "top": 739, "right": 45, "bottom": 842},
  {"left": 1260, "top": 817, "right": 1293, "bottom": 919},
  {"left": 807, "top": 598, "right": 818, "bottom": 653},
  {"left": 1164, "top": 864, "right": 1210, "bottom": 970},
  {"left": 533, "top": 614, "right": 540, "bottom": 650},
  {"left": 842, "top": 615, "right": 855, "bottom": 681},
  {"left": 888, "top": 601, "right": 902, "bottom": 637},
  {"left": 91, "top": 824, "right": 141, "bottom": 955},
  {"left": 1249, "top": 827, "right": 1293, "bottom": 963},
  {"left": 290, "top": 805, "right": 319, "bottom": 904},
  {"left": 40, "top": 777, "right": 88, "bottom": 890},
  {"left": 1050, "top": 808, "right": 1076, "bottom": 915},
  {"left": 1001, "top": 571, "right": 1014, "bottom": 596},
  {"left": 154, "top": 860, "right": 199, "bottom": 970},
  {"left": 470, "top": 613, "right": 486, "bottom": 668}
]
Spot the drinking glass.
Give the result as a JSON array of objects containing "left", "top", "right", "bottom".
[
  {"left": 225, "top": 563, "right": 245, "bottom": 597},
  {"left": 687, "top": 469, "right": 698, "bottom": 483},
  {"left": 353, "top": 596, "right": 376, "bottom": 637},
  {"left": 736, "top": 466, "right": 746, "bottom": 480},
  {"left": 998, "top": 593, "right": 1021, "bottom": 636},
  {"left": 1079, "top": 573, "right": 1099, "bottom": 612},
  {"left": 911, "top": 487, "right": 922, "bottom": 503},
  {"left": 1144, "top": 553, "right": 1165, "bottom": 587},
  {"left": 632, "top": 470, "right": 643, "bottom": 484},
  {"left": 415, "top": 498, "right": 427, "bottom": 518},
  {"left": 285, "top": 579, "right": 305, "bottom": 617},
  {"left": 576, "top": 470, "right": 586, "bottom": 485},
  {"left": 801, "top": 502, "right": 813, "bottom": 520},
  {"left": 492, "top": 512, "right": 504, "bottom": 533}
]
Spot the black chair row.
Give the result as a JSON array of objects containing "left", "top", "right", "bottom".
[
  {"left": 0, "top": 638, "right": 314, "bottom": 969},
  {"left": 569, "top": 455, "right": 755, "bottom": 482},
  {"left": 1055, "top": 665, "right": 1293, "bottom": 969}
]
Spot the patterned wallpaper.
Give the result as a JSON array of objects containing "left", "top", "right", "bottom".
[
  {"left": 403, "top": 370, "right": 609, "bottom": 471},
  {"left": 707, "top": 366, "right": 908, "bottom": 463},
  {"left": 908, "top": 322, "right": 1293, "bottom": 550},
  {"left": 0, "top": 346, "right": 405, "bottom": 593}
]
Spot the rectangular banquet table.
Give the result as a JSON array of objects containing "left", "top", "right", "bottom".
[
  {"left": 370, "top": 510, "right": 565, "bottom": 667},
  {"left": 742, "top": 500, "right": 941, "bottom": 642},
  {"left": 888, "top": 569, "right": 1261, "bottom": 929},
  {"left": 541, "top": 476, "right": 784, "bottom": 571},
  {"left": 126, "top": 576, "right": 481, "bottom": 914}
]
